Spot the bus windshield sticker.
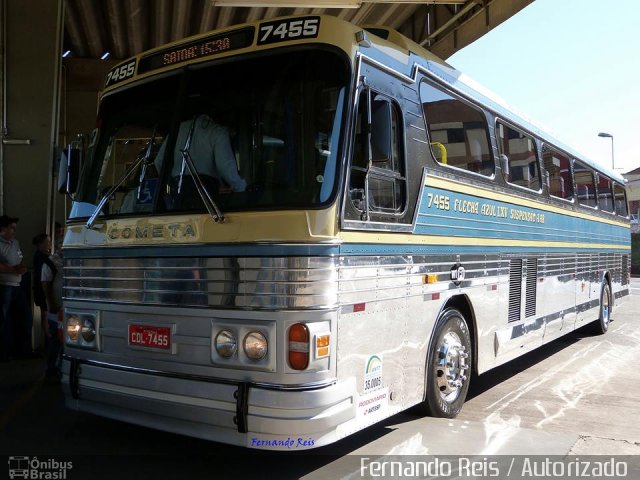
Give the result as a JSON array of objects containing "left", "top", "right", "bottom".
[{"left": 257, "top": 17, "right": 320, "bottom": 46}]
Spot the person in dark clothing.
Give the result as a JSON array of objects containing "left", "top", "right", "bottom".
[
  {"left": 41, "top": 236, "right": 62, "bottom": 381},
  {"left": 0, "top": 215, "right": 31, "bottom": 361},
  {"left": 32, "top": 233, "right": 52, "bottom": 344}
]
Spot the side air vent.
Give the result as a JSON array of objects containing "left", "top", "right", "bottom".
[
  {"left": 508, "top": 259, "right": 522, "bottom": 323},
  {"left": 622, "top": 255, "right": 629, "bottom": 286},
  {"left": 525, "top": 258, "right": 538, "bottom": 318}
]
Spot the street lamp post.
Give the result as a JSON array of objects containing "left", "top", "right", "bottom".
[{"left": 598, "top": 132, "right": 615, "bottom": 170}]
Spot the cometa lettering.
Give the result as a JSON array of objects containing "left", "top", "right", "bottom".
[{"left": 108, "top": 223, "right": 196, "bottom": 240}]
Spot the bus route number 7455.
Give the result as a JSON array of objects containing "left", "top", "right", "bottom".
[{"left": 257, "top": 17, "right": 320, "bottom": 45}]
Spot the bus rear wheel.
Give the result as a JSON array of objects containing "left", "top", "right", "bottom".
[
  {"left": 592, "top": 281, "right": 612, "bottom": 335},
  {"left": 423, "top": 308, "right": 471, "bottom": 418}
]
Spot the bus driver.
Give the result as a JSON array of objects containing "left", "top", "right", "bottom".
[{"left": 156, "top": 114, "right": 247, "bottom": 209}]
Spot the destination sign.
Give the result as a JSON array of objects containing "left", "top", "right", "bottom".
[{"left": 138, "top": 27, "right": 255, "bottom": 74}]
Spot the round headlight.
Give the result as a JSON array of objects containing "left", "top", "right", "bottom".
[
  {"left": 215, "top": 330, "right": 237, "bottom": 358},
  {"left": 81, "top": 318, "right": 96, "bottom": 343},
  {"left": 66, "top": 315, "right": 81, "bottom": 342},
  {"left": 243, "top": 331, "right": 268, "bottom": 361}
]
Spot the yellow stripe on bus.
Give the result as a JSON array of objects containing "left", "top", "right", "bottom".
[{"left": 425, "top": 176, "right": 630, "bottom": 228}]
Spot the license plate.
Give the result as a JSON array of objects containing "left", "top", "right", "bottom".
[{"left": 128, "top": 324, "right": 171, "bottom": 350}]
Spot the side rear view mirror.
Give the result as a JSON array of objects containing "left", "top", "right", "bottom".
[{"left": 58, "top": 143, "right": 81, "bottom": 195}]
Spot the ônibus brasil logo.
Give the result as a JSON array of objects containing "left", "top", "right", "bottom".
[{"left": 8, "top": 456, "right": 73, "bottom": 479}]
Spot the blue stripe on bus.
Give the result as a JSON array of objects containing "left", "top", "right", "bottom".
[
  {"left": 416, "top": 187, "right": 629, "bottom": 246},
  {"left": 64, "top": 240, "right": 630, "bottom": 260},
  {"left": 337, "top": 243, "right": 629, "bottom": 256}
]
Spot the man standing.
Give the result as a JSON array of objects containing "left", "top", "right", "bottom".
[{"left": 0, "top": 215, "right": 31, "bottom": 361}]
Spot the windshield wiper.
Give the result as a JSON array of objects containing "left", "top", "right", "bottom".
[
  {"left": 136, "top": 129, "right": 158, "bottom": 201},
  {"left": 177, "top": 117, "right": 225, "bottom": 223},
  {"left": 86, "top": 127, "right": 158, "bottom": 229}
]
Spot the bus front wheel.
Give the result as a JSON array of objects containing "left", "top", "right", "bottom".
[{"left": 423, "top": 308, "right": 471, "bottom": 418}]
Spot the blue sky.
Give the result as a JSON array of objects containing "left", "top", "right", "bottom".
[{"left": 448, "top": 0, "right": 640, "bottom": 175}]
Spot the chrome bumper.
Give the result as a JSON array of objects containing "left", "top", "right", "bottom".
[{"left": 61, "top": 357, "right": 355, "bottom": 449}]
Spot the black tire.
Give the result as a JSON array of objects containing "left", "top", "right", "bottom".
[
  {"left": 423, "top": 308, "right": 472, "bottom": 418},
  {"left": 592, "top": 281, "right": 612, "bottom": 335}
]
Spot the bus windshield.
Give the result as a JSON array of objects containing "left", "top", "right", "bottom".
[{"left": 71, "top": 49, "right": 349, "bottom": 219}]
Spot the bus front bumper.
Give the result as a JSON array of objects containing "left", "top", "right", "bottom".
[{"left": 61, "top": 357, "right": 356, "bottom": 450}]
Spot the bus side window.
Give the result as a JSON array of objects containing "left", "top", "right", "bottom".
[
  {"left": 613, "top": 183, "right": 628, "bottom": 217},
  {"left": 542, "top": 144, "right": 574, "bottom": 201},
  {"left": 574, "top": 161, "right": 597, "bottom": 208},
  {"left": 420, "top": 80, "right": 493, "bottom": 177},
  {"left": 348, "top": 88, "right": 406, "bottom": 218},
  {"left": 497, "top": 122, "right": 540, "bottom": 191},
  {"left": 597, "top": 175, "right": 614, "bottom": 212}
]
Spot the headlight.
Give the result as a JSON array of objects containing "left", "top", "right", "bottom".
[
  {"left": 81, "top": 318, "right": 96, "bottom": 343},
  {"left": 65, "top": 312, "right": 98, "bottom": 349},
  {"left": 243, "top": 331, "right": 268, "bottom": 361},
  {"left": 215, "top": 330, "right": 237, "bottom": 358},
  {"left": 66, "top": 315, "right": 81, "bottom": 342}
]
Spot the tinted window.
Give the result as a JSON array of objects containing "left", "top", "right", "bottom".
[
  {"left": 613, "top": 183, "right": 628, "bottom": 217},
  {"left": 542, "top": 144, "right": 573, "bottom": 200},
  {"left": 574, "top": 161, "right": 597, "bottom": 208},
  {"left": 420, "top": 81, "right": 493, "bottom": 176},
  {"left": 349, "top": 89, "right": 406, "bottom": 216},
  {"left": 597, "top": 175, "right": 614, "bottom": 212},
  {"left": 497, "top": 122, "right": 540, "bottom": 191},
  {"left": 72, "top": 50, "right": 349, "bottom": 218}
]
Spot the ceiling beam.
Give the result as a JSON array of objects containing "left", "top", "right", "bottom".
[
  {"left": 152, "top": 0, "right": 172, "bottom": 47},
  {"left": 125, "top": 0, "right": 147, "bottom": 56},
  {"left": 104, "top": 0, "right": 128, "bottom": 59},
  {"left": 172, "top": 0, "right": 192, "bottom": 41},
  {"left": 245, "top": 7, "right": 267, "bottom": 22},
  {"left": 74, "top": 0, "right": 104, "bottom": 58},
  {"left": 62, "top": 0, "right": 529, "bottom": 61},
  {"left": 199, "top": 0, "right": 219, "bottom": 32},
  {"left": 428, "top": 0, "right": 533, "bottom": 59},
  {"left": 210, "top": 0, "right": 465, "bottom": 6},
  {"left": 389, "top": 4, "right": 420, "bottom": 29},
  {"left": 216, "top": 7, "right": 235, "bottom": 28},
  {"left": 420, "top": 0, "right": 479, "bottom": 46},
  {"left": 64, "top": 0, "right": 88, "bottom": 58}
]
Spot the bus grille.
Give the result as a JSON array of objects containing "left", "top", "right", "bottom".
[
  {"left": 63, "top": 256, "right": 338, "bottom": 310},
  {"left": 622, "top": 255, "right": 629, "bottom": 286},
  {"left": 525, "top": 258, "right": 537, "bottom": 318},
  {"left": 508, "top": 259, "right": 522, "bottom": 323}
]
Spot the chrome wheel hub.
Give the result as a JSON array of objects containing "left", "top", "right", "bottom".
[
  {"left": 602, "top": 288, "right": 611, "bottom": 326},
  {"left": 434, "top": 331, "right": 469, "bottom": 402}
]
